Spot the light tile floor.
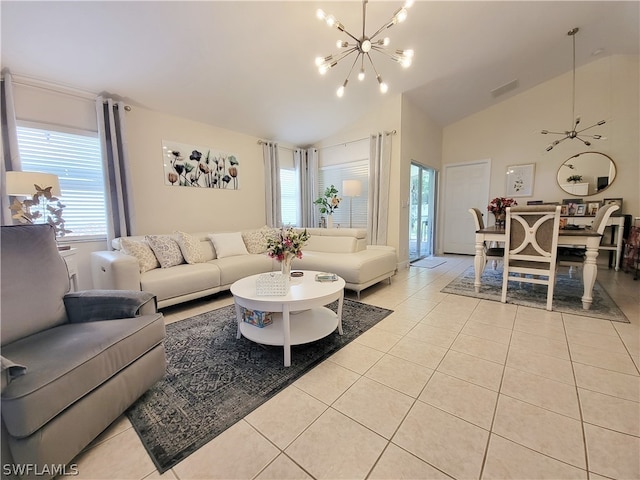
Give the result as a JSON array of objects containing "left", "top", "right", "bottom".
[{"left": 68, "top": 255, "right": 639, "bottom": 480}]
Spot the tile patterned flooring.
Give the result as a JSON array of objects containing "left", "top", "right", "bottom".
[{"left": 69, "top": 256, "right": 639, "bottom": 479}]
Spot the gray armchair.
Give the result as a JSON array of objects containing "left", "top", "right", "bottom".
[{"left": 1, "top": 224, "right": 166, "bottom": 479}]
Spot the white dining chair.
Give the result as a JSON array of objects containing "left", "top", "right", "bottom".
[
  {"left": 469, "top": 208, "right": 504, "bottom": 270},
  {"left": 501, "top": 205, "right": 562, "bottom": 311},
  {"left": 557, "top": 203, "right": 620, "bottom": 276}
]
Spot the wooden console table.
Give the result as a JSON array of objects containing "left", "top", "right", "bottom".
[{"left": 561, "top": 215, "right": 625, "bottom": 271}]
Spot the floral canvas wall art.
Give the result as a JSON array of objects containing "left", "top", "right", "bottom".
[{"left": 162, "top": 140, "right": 240, "bottom": 189}]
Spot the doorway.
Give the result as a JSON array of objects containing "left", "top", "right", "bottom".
[
  {"left": 442, "top": 160, "right": 491, "bottom": 254},
  {"left": 409, "top": 163, "right": 436, "bottom": 261}
]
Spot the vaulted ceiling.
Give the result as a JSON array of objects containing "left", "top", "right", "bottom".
[{"left": 2, "top": 1, "right": 638, "bottom": 146}]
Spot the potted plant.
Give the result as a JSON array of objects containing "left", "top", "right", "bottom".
[
  {"left": 314, "top": 185, "right": 341, "bottom": 228},
  {"left": 566, "top": 174, "right": 583, "bottom": 183}
]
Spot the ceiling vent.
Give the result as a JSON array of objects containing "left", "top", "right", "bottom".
[{"left": 490, "top": 79, "right": 519, "bottom": 98}]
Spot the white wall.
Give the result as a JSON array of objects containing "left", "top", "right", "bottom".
[
  {"left": 442, "top": 55, "right": 639, "bottom": 228},
  {"left": 11, "top": 83, "right": 268, "bottom": 288},
  {"left": 124, "top": 107, "right": 266, "bottom": 235},
  {"left": 314, "top": 94, "right": 444, "bottom": 266},
  {"left": 315, "top": 94, "right": 403, "bottom": 256},
  {"left": 400, "top": 96, "right": 443, "bottom": 262}
]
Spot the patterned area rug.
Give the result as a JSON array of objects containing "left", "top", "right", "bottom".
[
  {"left": 126, "top": 299, "right": 393, "bottom": 472},
  {"left": 442, "top": 266, "right": 629, "bottom": 323}
]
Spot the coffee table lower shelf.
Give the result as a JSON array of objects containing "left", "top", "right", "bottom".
[{"left": 238, "top": 307, "right": 339, "bottom": 347}]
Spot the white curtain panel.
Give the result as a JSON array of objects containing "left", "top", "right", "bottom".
[
  {"left": 1, "top": 71, "right": 23, "bottom": 225},
  {"left": 96, "top": 96, "right": 135, "bottom": 244},
  {"left": 262, "top": 141, "right": 282, "bottom": 228},
  {"left": 295, "top": 147, "right": 318, "bottom": 228},
  {"left": 368, "top": 132, "right": 392, "bottom": 245}
]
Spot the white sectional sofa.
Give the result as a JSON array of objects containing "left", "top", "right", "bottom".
[{"left": 91, "top": 227, "right": 397, "bottom": 308}]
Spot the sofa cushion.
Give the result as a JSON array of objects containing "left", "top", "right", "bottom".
[
  {"left": 1, "top": 314, "right": 165, "bottom": 438},
  {"left": 140, "top": 263, "right": 221, "bottom": 302},
  {"left": 146, "top": 235, "right": 185, "bottom": 268},
  {"left": 293, "top": 249, "right": 396, "bottom": 285},
  {"left": 208, "top": 232, "right": 249, "bottom": 258},
  {"left": 175, "top": 231, "right": 205, "bottom": 264},
  {"left": 210, "top": 254, "right": 274, "bottom": 286},
  {"left": 120, "top": 238, "right": 159, "bottom": 273},
  {"left": 305, "top": 235, "right": 357, "bottom": 253}
]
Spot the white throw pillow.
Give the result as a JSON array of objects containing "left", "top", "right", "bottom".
[
  {"left": 208, "top": 232, "right": 249, "bottom": 258},
  {"left": 175, "top": 231, "right": 205, "bottom": 264},
  {"left": 145, "top": 235, "right": 185, "bottom": 268},
  {"left": 120, "top": 238, "right": 160, "bottom": 273}
]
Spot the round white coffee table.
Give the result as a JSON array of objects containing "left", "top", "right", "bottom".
[{"left": 230, "top": 271, "right": 345, "bottom": 367}]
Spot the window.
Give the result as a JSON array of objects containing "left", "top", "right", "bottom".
[
  {"left": 280, "top": 167, "right": 299, "bottom": 226},
  {"left": 318, "top": 160, "right": 368, "bottom": 228},
  {"left": 16, "top": 123, "right": 107, "bottom": 239}
]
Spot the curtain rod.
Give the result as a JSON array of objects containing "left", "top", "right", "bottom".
[
  {"left": 7, "top": 74, "right": 132, "bottom": 110},
  {"left": 258, "top": 130, "right": 396, "bottom": 152},
  {"left": 256, "top": 140, "right": 294, "bottom": 152},
  {"left": 7, "top": 74, "right": 97, "bottom": 101},
  {"left": 318, "top": 129, "right": 397, "bottom": 151}
]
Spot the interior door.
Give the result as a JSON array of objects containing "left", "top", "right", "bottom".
[{"left": 442, "top": 160, "right": 491, "bottom": 254}]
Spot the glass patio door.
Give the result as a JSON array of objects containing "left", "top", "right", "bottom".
[{"left": 409, "top": 163, "right": 436, "bottom": 261}]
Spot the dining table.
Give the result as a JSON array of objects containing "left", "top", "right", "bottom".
[{"left": 474, "top": 226, "right": 603, "bottom": 310}]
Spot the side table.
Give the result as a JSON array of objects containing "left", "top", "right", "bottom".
[{"left": 59, "top": 248, "right": 79, "bottom": 291}]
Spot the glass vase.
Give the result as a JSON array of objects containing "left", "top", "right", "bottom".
[
  {"left": 281, "top": 252, "right": 293, "bottom": 277},
  {"left": 494, "top": 212, "right": 506, "bottom": 228}
]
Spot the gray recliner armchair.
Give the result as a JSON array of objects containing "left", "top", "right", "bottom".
[{"left": 1, "top": 224, "right": 166, "bottom": 479}]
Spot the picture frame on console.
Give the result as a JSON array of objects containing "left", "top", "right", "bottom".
[
  {"left": 587, "top": 201, "right": 601, "bottom": 216},
  {"left": 575, "top": 204, "right": 586, "bottom": 216},
  {"left": 603, "top": 198, "right": 623, "bottom": 214}
]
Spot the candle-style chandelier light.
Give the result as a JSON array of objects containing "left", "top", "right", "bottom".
[
  {"left": 315, "top": 0, "right": 415, "bottom": 97},
  {"left": 541, "top": 27, "right": 606, "bottom": 151}
]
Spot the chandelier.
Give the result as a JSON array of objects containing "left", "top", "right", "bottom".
[
  {"left": 541, "top": 27, "right": 606, "bottom": 151},
  {"left": 315, "top": 0, "right": 415, "bottom": 97}
]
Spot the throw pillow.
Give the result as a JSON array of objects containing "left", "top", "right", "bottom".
[
  {"left": 208, "top": 232, "right": 249, "bottom": 258},
  {"left": 146, "top": 235, "right": 185, "bottom": 268},
  {"left": 242, "top": 226, "right": 273, "bottom": 254},
  {"left": 120, "top": 238, "right": 160, "bottom": 273},
  {"left": 175, "top": 231, "right": 205, "bottom": 264}
]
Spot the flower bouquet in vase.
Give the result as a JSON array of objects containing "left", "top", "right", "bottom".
[
  {"left": 487, "top": 197, "right": 517, "bottom": 227},
  {"left": 266, "top": 227, "right": 310, "bottom": 277}
]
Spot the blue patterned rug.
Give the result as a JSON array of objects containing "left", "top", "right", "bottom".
[
  {"left": 126, "top": 299, "right": 392, "bottom": 472},
  {"left": 442, "top": 266, "right": 629, "bottom": 323}
]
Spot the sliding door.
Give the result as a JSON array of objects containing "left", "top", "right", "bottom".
[{"left": 409, "top": 163, "right": 436, "bottom": 261}]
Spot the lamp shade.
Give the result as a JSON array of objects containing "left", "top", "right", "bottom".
[
  {"left": 6, "top": 171, "right": 61, "bottom": 197},
  {"left": 342, "top": 179, "right": 362, "bottom": 197}
]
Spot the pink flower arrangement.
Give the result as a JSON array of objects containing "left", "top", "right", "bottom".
[
  {"left": 487, "top": 197, "right": 517, "bottom": 215},
  {"left": 266, "top": 227, "right": 310, "bottom": 262}
]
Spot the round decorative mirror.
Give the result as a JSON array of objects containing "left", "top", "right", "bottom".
[{"left": 557, "top": 151, "right": 616, "bottom": 196}]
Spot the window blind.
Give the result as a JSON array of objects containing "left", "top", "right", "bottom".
[
  {"left": 280, "top": 168, "right": 299, "bottom": 226},
  {"left": 318, "top": 160, "right": 368, "bottom": 228},
  {"left": 16, "top": 124, "right": 107, "bottom": 238}
]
